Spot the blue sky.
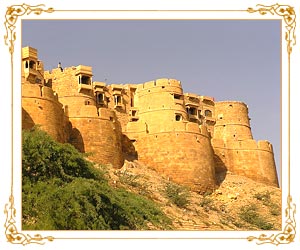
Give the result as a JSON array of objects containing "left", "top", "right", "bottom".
[{"left": 22, "top": 20, "right": 281, "bottom": 180}]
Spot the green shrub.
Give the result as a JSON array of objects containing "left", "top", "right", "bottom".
[
  {"left": 22, "top": 127, "right": 104, "bottom": 183},
  {"left": 199, "top": 197, "right": 217, "bottom": 212},
  {"left": 117, "top": 170, "right": 141, "bottom": 187},
  {"left": 239, "top": 204, "right": 274, "bottom": 230},
  {"left": 254, "top": 191, "right": 281, "bottom": 216},
  {"left": 22, "top": 128, "right": 171, "bottom": 230},
  {"left": 254, "top": 191, "right": 271, "bottom": 203},
  {"left": 164, "top": 182, "right": 190, "bottom": 208},
  {"left": 269, "top": 203, "right": 281, "bottom": 216}
]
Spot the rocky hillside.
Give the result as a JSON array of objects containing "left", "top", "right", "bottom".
[{"left": 99, "top": 160, "right": 282, "bottom": 231}]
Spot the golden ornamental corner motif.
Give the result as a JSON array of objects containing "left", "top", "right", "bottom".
[
  {"left": 247, "top": 195, "right": 296, "bottom": 245},
  {"left": 4, "top": 195, "right": 54, "bottom": 245},
  {"left": 247, "top": 3, "right": 296, "bottom": 55},
  {"left": 4, "top": 3, "right": 55, "bottom": 246},
  {"left": 4, "top": 3, "right": 54, "bottom": 54}
]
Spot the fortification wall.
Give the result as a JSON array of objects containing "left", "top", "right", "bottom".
[
  {"left": 212, "top": 138, "right": 278, "bottom": 187},
  {"left": 130, "top": 129, "right": 216, "bottom": 193},
  {"left": 44, "top": 67, "right": 92, "bottom": 96},
  {"left": 124, "top": 78, "right": 216, "bottom": 192},
  {"left": 214, "top": 101, "right": 252, "bottom": 140},
  {"left": 22, "top": 84, "right": 66, "bottom": 142},
  {"left": 68, "top": 106, "right": 124, "bottom": 168},
  {"left": 22, "top": 47, "right": 279, "bottom": 189}
]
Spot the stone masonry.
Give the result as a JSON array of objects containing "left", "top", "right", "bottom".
[{"left": 21, "top": 47, "right": 279, "bottom": 193}]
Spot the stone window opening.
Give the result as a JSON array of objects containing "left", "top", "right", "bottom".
[
  {"left": 29, "top": 60, "right": 36, "bottom": 69},
  {"left": 174, "top": 94, "right": 182, "bottom": 100},
  {"left": 81, "top": 75, "right": 91, "bottom": 85},
  {"left": 229, "top": 104, "right": 233, "bottom": 108},
  {"left": 84, "top": 100, "right": 91, "bottom": 105},
  {"left": 188, "top": 107, "right": 197, "bottom": 115},
  {"left": 131, "top": 117, "right": 139, "bottom": 122},
  {"left": 204, "top": 109, "right": 212, "bottom": 117},
  {"left": 130, "top": 97, "right": 134, "bottom": 107},
  {"left": 25, "top": 61, "right": 29, "bottom": 68},
  {"left": 114, "top": 95, "right": 122, "bottom": 106},
  {"left": 175, "top": 114, "right": 182, "bottom": 121},
  {"left": 96, "top": 93, "right": 104, "bottom": 104},
  {"left": 131, "top": 110, "right": 137, "bottom": 116}
]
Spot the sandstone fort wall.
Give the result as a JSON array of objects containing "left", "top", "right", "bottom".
[
  {"left": 124, "top": 79, "right": 216, "bottom": 193},
  {"left": 69, "top": 107, "right": 124, "bottom": 168},
  {"left": 212, "top": 101, "right": 278, "bottom": 186},
  {"left": 214, "top": 101, "right": 253, "bottom": 140},
  {"left": 22, "top": 84, "right": 66, "bottom": 143},
  {"left": 21, "top": 46, "right": 279, "bottom": 191},
  {"left": 44, "top": 65, "right": 124, "bottom": 168}
]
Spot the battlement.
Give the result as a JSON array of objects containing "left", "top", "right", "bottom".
[
  {"left": 22, "top": 84, "right": 59, "bottom": 103},
  {"left": 215, "top": 100, "right": 248, "bottom": 108},
  {"left": 212, "top": 138, "right": 274, "bottom": 152},
  {"left": 137, "top": 78, "right": 182, "bottom": 93}
]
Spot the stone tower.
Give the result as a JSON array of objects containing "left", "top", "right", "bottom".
[
  {"left": 212, "top": 101, "right": 278, "bottom": 186},
  {"left": 125, "top": 79, "right": 216, "bottom": 193},
  {"left": 44, "top": 66, "right": 124, "bottom": 168},
  {"left": 21, "top": 47, "right": 67, "bottom": 143}
]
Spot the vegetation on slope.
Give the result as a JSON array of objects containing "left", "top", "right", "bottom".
[{"left": 22, "top": 127, "right": 171, "bottom": 230}]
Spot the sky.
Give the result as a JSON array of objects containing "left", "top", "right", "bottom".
[{"left": 22, "top": 20, "right": 281, "bottom": 181}]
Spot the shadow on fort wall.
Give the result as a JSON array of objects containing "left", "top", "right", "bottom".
[
  {"left": 214, "top": 154, "right": 228, "bottom": 186},
  {"left": 122, "top": 134, "right": 138, "bottom": 161},
  {"left": 22, "top": 108, "right": 35, "bottom": 130},
  {"left": 69, "top": 127, "right": 85, "bottom": 153}
]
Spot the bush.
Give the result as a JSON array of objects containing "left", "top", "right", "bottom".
[
  {"left": 254, "top": 191, "right": 281, "bottom": 216},
  {"left": 199, "top": 197, "right": 217, "bottom": 212},
  {"left": 164, "top": 182, "right": 190, "bottom": 208},
  {"left": 22, "top": 127, "right": 104, "bottom": 183},
  {"left": 117, "top": 169, "right": 141, "bottom": 187},
  {"left": 22, "top": 128, "right": 171, "bottom": 230},
  {"left": 239, "top": 204, "right": 274, "bottom": 230},
  {"left": 254, "top": 191, "right": 271, "bottom": 203}
]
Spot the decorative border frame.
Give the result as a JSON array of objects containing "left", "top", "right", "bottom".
[{"left": 2, "top": 2, "right": 296, "bottom": 247}]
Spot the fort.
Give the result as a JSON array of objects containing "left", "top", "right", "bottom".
[{"left": 21, "top": 46, "right": 279, "bottom": 193}]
